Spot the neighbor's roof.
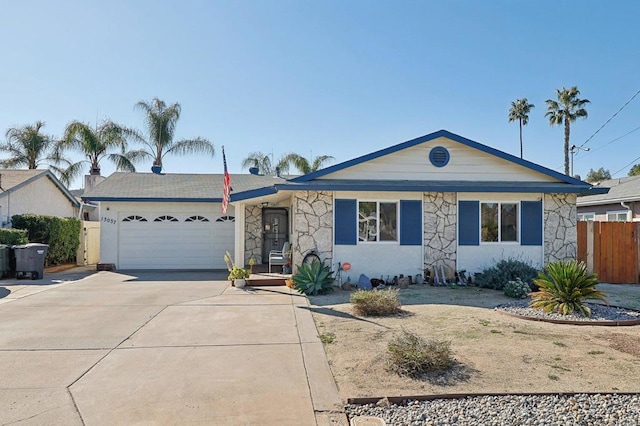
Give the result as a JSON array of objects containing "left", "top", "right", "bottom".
[
  {"left": 81, "top": 172, "right": 288, "bottom": 202},
  {"left": 0, "top": 169, "right": 79, "bottom": 207},
  {"left": 577, "top": 175, "right": 640, "bottom": 206}
]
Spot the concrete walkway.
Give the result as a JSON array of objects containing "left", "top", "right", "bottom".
[{"left": 0, "top": 270, "right": 346, "bottom": 425}]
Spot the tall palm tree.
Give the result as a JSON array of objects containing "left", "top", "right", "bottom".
[
  {"left": 54, "top": 120, "right": 146, "bottom": 186},
  {"left": 508, "top": 98, "right": 534, "bottom": 159},
  {"left": 241, "top": 152, "right": 289, "bottom": 175},
  {"left": 281, "top": 153, "right": 334, "bottom": 174},
  {"left": 134, "top": 98, "right": 215, "bottom": 171},
  {"left": 545, "top": 86, "right": 590, "bottom": 175},
  {"left": 0, "top": 121, "right": 58, "bottom": 169}
]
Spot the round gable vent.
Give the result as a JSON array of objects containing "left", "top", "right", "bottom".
[{"left": 429, "top": 146, "right": 450, "bottom": 167}]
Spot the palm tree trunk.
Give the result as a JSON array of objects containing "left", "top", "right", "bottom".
[
  {"left": 564, "top": 120, "right": 571, "bottom": 175},
  {"left": 519, "top": 119, "right": 523, "bottom": 159}
]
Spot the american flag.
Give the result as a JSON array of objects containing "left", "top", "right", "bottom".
[{"left": 221, "top": 146, "right": 231, "bottom": 214}]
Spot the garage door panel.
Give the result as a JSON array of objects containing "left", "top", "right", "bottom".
[{"left": 118, "top": 213, "right": 234, "bottom": 270}]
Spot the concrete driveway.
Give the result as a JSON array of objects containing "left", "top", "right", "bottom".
[{"left": 0, "top": 270, "right": 345, "bottom": 425}]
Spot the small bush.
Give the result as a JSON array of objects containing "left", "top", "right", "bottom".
[
  {"left": 530, "top": 260, "right": 607, "bottom": 317},
  {"left": 0, "top": 228, "right": 28, "bottom": 245},
  {"left": 475, "top": 258, "right": 540, "bottom": 290},
  {"left": 387, "top": 329, "right": 455, "bottom": 378},
  {"left": 350, "top": 289, "right": 401, "bottom": 316},
  {"left": 503, "top": 278, "right": 532, "bottom": 299}
]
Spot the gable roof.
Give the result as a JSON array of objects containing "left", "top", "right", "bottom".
[
  {"left": 231, "top": 130, "right": 608, "bottom": 200},
  {"left": 0, "top": 169, "right": 80, "bottom": 207},
  {"left": 81, "top": 172, "right": 287, "bottom": 202},
  {"left": 577, "top": 175, "right": 640, "bottom": 206},
  {"left": 292, "top": 129, "right": 588, "bottom": 185}
]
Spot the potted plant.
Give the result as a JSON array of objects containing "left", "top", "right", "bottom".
[
  {"left": 228, "top": 265, "right": 250, "bottom": 288},
  {"left": 224, "top": 251, "right": 250, "bottom": 288}
]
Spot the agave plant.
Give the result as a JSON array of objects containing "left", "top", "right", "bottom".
[
  {"left": 292, "top": 259, "right": 334, "bottom": 295},
  {"left": 530, "top": 260, "right": 607, "bottom": 317}
]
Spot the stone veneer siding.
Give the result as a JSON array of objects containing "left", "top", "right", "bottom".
[
  {"left": 544, "top": 193, "right": 577, "bottom": 264},
  {"left": 292, "top": 191, "right": 333, "bottom": 269},
  {"left": 244, "top": 205, "right": 263, "bottom": 264},
  {"left": 423, "top": 192, "right": 457, "bottom": 280}
]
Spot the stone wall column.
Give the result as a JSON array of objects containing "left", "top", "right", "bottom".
[
  {"left": 292, "top": 191, "right": 333, "bottom": 269},
  {"left": 544, "top": 193, "right": 577, "bottom": 264},
  {"left": 423, "top": 192, "right": 457, "bottom": 279},
  {"left": 244, "top": 205, "right": 263, "bottom": 264}
]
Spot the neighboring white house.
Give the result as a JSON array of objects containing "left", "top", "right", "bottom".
[
  {"left": 0, "top": 169, "right": 80, "bottom": 226},
  {"left": 83, "top": 130, "right": 607, "bottom": 277}
]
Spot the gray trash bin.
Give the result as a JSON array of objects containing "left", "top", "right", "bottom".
[{"left": 14, "top": 243, "right": 49, "bottom": 280}]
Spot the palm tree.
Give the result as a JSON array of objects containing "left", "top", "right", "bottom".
[
  {"left": 508, "top": 98, "right": 534, "bottom": 159},
  {"left": 0, "top": 121, "right": 58, "bottom": 169},
  {"left": 281, "top": 153, "right": 335, "bottom": 174},
  {"left": 241, "top": 152, "right": 289, "bottom": 175},
  {"left": 54, "top": 120, "right": 147, "bottom": 186},
  {"left": 134, "top": 98, "right": 215, "bottom": 172},
  {"left": 545, "top": 86, "right": 590, "bottom": 175}
]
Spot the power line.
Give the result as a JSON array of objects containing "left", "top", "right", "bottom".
[{"left": 579, "top": 89, "right": 640, "bottom": 148}]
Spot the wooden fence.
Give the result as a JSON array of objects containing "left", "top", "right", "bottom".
[{"left": 577, "top": 221, "right": 639, "bottom": 284}]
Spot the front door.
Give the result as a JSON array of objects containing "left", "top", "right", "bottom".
[{"left": 262, "top": 208, "right": 288, "bottom": 261}]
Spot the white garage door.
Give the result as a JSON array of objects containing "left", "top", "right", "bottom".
[{"left": 118, "top": 213, "right": 235, "bottom": 269}]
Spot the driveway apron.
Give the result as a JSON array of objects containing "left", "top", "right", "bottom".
[{"left": 0, "top": 271, "right": 344, "bottom": 425}]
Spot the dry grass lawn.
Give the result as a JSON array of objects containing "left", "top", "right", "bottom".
[{"left": 308, "top": 283, "right": 640, "bottom": 399}]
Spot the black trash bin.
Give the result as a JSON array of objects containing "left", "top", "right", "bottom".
[
  {"left": 0, "top": 244, "right": 9, "bottom": 278},
  {"left": 14, "top": 243, "right": 49, "bottom": 280}
]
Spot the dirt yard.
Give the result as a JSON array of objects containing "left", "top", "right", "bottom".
[{"left": 308, "top": 283, "right": 640, "bottom": 399}]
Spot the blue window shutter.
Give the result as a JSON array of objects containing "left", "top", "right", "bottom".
[
  {"left": 334, "top": 199, "right": 357, "bottom": 245},
  {"left": 400, "top": 200, "right": 422, "bottom": 245},
  {"left": 521, "top": 201, "right": 543, "bottom": 246},
  {"left": 458, "top": 201, "right": 479, "bottom": 246}
]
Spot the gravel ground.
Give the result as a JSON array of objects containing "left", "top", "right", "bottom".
[
  {"left": 495, "top": 302, "right": 640, "bottom": 322},
  {"left": 346, "top": 393, "right": 640, "bottom": 425}
]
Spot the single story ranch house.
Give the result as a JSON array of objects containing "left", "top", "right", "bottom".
[{"left": 82, "top": 130, "right": 607, "bottom": 280}]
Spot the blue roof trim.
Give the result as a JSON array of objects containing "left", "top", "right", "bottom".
[
  {"left": 229, "top": 186, "right": 278, "bottom": 202},
  {"left": 291, "top": 129, "right": 586, "bottom": 186},
  {"left": 82, "top": 197, "right": 224, "bottom": 202},
  {"left": 272, "top": 181, "right": 608, "bottom": 195}
]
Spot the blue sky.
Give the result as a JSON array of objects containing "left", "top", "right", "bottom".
[{"left": 1, "top": 1, "right": 639, "bottom": 188}]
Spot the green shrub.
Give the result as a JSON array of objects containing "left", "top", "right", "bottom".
[
  {"left": 292, "top": 259, "right": 334, "bottom": 295},
  {"left": 350, "top": 289, "right": 401, "bottom": 316},
  {"left": 0, "top": 228, "right": 28, "bottom": 245},
  {"left": 503, "top": 278, "right": 532, "bottom": 299},
  {"left": 530, "top": 260, "right": 607, "bottom": 317},
  {"left": 387, "top": 329, "right": 455, "bottom": 378},
  {"left": 475, "top": 258, "right": 540, "bottom": 290},
  {"left": 11, "top": 214, "right": 81, "bottom": 266}
]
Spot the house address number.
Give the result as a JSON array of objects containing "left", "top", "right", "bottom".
[{"left": 101, "top": 217, "right": 116, "bottom": 225}]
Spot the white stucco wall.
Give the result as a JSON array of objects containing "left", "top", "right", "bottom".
[
  {"left": 333, "top": 244, "right": 422, "bottom": 284},
  {"left": 98, "top": 201, "right": 234, "bottom": 267},
  {"left": 456, "top": 192, "right": 544, "bottom": 275},
  {"left": 0, "top": 176, "right": 77, "bottom": 225}
]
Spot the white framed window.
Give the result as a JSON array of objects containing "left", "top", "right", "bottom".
[
  {"left": 481, "top": 202, "right": 518, "bottom": 243},
  {"left": 606, "top": 211, "right": 628, "bottom": 222},
  {"left": 358, "top": 201, "right": 398, "bottom": 243},
  {"left": 577, "top": 212, "right": 595, "bottom": 222}
]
